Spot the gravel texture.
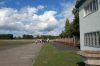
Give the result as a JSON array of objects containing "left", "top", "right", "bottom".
[{"left": 0, "top": 43, "right": 43, "bottom": 66}]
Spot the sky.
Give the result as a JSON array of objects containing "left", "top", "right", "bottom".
[{"left": 0, "top": 0, "right": 76, "bottom": 36}]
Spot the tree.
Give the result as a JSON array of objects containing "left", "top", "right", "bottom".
[
  {"left": 65, "top": 19, "right": 73, "bottom": 37},
  {"left": 72, "top": 0, "right": 80, "bottom": 38},
  {"left": 23, "top": 34, "right": 33, "bottom": 39},
  {"left": 0, "top": 34, "right": 13, "bottom": 39},
  {"left": 60, "top": 31, "right": 66, "bottom": 38},
  {"left": 59, "top": 0, "right": 80, "bottom": 38}
]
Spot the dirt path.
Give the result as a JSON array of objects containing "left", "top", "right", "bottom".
[{"left": 0, "top": 43, "right": 43, "bottom": 66}]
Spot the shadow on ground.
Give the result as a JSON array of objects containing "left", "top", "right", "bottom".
[
  {"left": 52, "top": 42, "right": 79, "bottom": 51},
  {"left": 77, "top": 62, "right": 85, "bottom": 66}
]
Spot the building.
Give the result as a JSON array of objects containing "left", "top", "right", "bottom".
[{"left": 76, "top": 0, "right": 100, "bottom": 66}]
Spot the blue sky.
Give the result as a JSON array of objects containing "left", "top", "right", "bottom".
[{"left": 0, "top": 0, "right": 76, "bottom": 36}]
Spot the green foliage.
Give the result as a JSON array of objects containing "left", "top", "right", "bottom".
[
  {"left": 59, "top": 31, "right": 66, "bottom": 38},
  {"left": 36, "top": 35, "right": 59, "bottom": 39},
  {"left": 0, "top": 34, "right": 13, "bottom": 39},
  {"left": 23, "top": 34, "right": 33, "bottom": 39},
  {"left": 65, "top": 19, "right": 73, "bottom": 37},
  {"left": 60, "top": 19, "right": 73, "bottom": 38},
  {"left": 59, "top": 0, "right": 80, "bottom": 38},
  {"left": 72, "top": 1, "right": 80, "bottom": 37}
]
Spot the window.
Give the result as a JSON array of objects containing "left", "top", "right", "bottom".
[
  {"left": 84, "top": 31, "right": 100, "bottom": 47},
  {"left": 84, "top": 0, "right": 98, "bottom": 16}
]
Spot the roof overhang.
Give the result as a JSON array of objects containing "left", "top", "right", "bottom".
[{"left": 75, "top": 0, "right": 86, "bottom": 8}]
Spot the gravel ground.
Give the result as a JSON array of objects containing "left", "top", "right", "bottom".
[{"left": 0, "top": 43, "right": 43, "bottom": 66}]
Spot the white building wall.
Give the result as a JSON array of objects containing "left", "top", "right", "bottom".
[{"left": 79, "top": 0, "right": 100, "bottom": 51}]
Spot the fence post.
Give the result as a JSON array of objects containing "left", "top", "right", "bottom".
[
  {"left": 68, "top": 37, "right": 70, "bottom": 46},
  {"left": 73, "top": 36, "right": 76, "bottom": 47}
]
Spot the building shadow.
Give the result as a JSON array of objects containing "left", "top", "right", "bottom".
[
  {"left": 77, "top": 62, "right": 85, "bottom": 66},
  {"left": 52, "top": 42, "right": 79, "bottom": 51}
]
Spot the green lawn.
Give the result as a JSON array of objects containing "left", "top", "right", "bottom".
[
  {"left": 0, "top": 40, "right": 34, "bottom": 45},
  {"left": 33, "top": 44, "right": 83, "bottom": 66}
]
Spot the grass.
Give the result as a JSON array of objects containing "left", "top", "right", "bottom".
[
  {"left": 0, "top": 39, "right": 35, "bottom": 45},
  {"left": 33, "top": 44, "right": 83, "bottom": 66}
]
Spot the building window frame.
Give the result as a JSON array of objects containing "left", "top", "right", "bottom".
[
  {"left": 84, "top": 0, "right": 98, "bottom": 17},
  {"left": 84, "top": 31, "right": 100, "bottom": 48}
]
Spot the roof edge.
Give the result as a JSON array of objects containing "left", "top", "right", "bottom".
[{"left": 75, "top": 0, "right": 86, "bottom": 8}]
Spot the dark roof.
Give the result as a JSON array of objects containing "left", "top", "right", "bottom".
[{"left": 75, "top": 0, "right": 86, "bottom": 8}]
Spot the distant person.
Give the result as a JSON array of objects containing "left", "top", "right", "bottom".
[
  {"left": 35, "top": 40, "right": 38, "bottom": 44},
  {"left": 46, "top": 38, "right": 49, "bottom": 43},
  {"left": 42, "top": 39, "right": 46, "bottom": 43},
  {"left": 39, "top": 39, "right": 42, "bottom": 43}
]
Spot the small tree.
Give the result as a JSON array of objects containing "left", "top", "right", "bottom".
[
  {"left": 65, "top": 19, "right": 72, "bottom": 37},
  {"left": 72, "top": 0, "right": 80, "bottom": 38}
]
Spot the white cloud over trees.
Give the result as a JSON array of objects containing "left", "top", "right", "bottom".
[
  {"left": 0, "top": 2, "right": 75, "bottom": 36},
  {"left": 0, "top": 5, "right": 60, "bottom": 36}
]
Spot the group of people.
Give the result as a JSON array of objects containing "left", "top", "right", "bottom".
[{"left": 35, "top": 38, "right": 49, "bottom": 44}]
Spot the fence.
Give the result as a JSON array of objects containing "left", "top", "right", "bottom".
[{"left": 53, "top": 38, "right": 80, "bottom": 48}]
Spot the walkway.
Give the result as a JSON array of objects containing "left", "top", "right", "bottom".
[{"left": 0, "top": 43, "right": 43, "bottom": 66}]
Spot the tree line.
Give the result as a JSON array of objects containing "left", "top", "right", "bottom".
[
  {"left": 0, "top": 34, "right": 13, "bottom": 39},
  {"left": 60, "top": 0, "right": 80, "bottom": 38},
  {"left": 35, "top": 35, "right": 59, "bottom": 39},
  {"left": 0, "top": 34, "right": 59, "bottom": 39},
  {"left": 0, "top": 34, "right": 33, "bottom": 39}
]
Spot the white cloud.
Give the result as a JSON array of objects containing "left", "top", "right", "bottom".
[
  {"left": 56, "top": 2, "right": 75, "bottom": 32},
  {"left": 0, "top": 6, "right": 59, "bottom": 36},
  {"left": 0, "top": 1, "right": 75, "bottom": 36},
  {"left": 37, "top": 5, "right": 45, "bottom": 10},
  {"left": 61, "top": 2, "right": 75, "bottom": 21}
]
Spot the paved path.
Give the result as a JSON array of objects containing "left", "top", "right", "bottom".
[
  {"left": 52, "top": 42, "right": 79, "bottom": 50},
  {"left": 0, "top": 43, "right": 43, "bottom": 66}
]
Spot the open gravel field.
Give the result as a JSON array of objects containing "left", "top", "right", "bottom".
[{"left": 0, "top": 41, "right": 43, "bottom": 66}]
